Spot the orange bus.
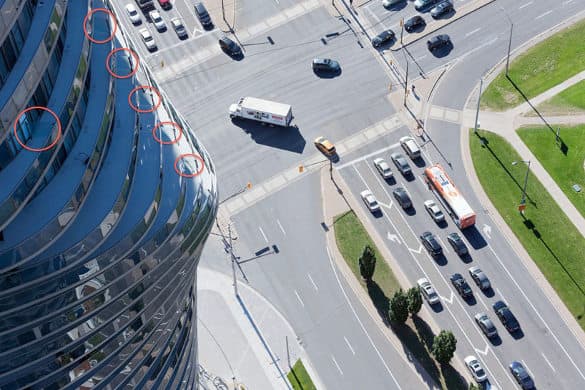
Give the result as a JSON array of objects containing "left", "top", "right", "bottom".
[{"left": 424, "top": 164, "right": 476, "bottom": 229}]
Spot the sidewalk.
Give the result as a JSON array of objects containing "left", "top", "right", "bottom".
[{"left": 197, "top": 266, "right": 324, "bottom": 390}]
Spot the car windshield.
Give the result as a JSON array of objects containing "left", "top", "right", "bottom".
[{"left": 476, "top": 368, "right": 485, "bottom": 377}]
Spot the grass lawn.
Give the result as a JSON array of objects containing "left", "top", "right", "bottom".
[
  {"left": 288, "top": 359, "right": 317, "bottom": 390},
  {"left": 470, "top": 129, "right": 585, "bottom": 330},
  {"left": 481, "top": 19, "right": 585, "bottom": 111},
  {"left": 333, "top": 211, "right": 467, "bottom": 390},
  {"left": 537, "top": 80, "right": 585, "bottom": 114}
]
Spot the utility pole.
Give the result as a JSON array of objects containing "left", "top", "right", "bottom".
[
  {"left": 404, "top": 59, "right": 409, "bottom": 107},
  {"left": 500, "top": 7, "right": 513, "bottom": 76},
  {"left": 474, "top": 78, "right": 483, "bottom": 135},
  {"left": 228, "top": 224, "right": 238, "bottom": 296},
  {"left": 512, "top": 160, "right": 531, "bottom": 212}
]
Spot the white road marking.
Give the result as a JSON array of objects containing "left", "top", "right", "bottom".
[
  {"left": 474, "top": 344, "right": 490, "bottom": 356},
  {"left": 387, "top": 232, "right": 401, "bottom": 244},
  {"left": 415, "top": 54, "right": 427, "bottom": 62},
  {"left": 440, "top": 291, "right": 454, "bottom": 304},
  {"left": 331, "top": 355, "right": 344, "bottom": 375},
  {"left": 563, "top": 0, "right": 575, "bottom": 4},
  {"left": 276, "top": 219, "right": 286, "bottom": 235},
  {"left": 344, "top": 336, "right": 356, "bottom": 355},
  {"left": 326, "top": 247, "right": 402, "bottom": 388},
  {"left": 518, "top": 1, "right": 533, "bottom": 10},
  {"left": 307, "top": 273, "right": 319, "bottom": 291},
  {"left": 258, "top": 226, "right": 268, "bottom": 243},
  {"left": 408, "top": 244, "right": 423, "bottom": 254},
  {"left": 495, "top": 287, "right": 507, "bottom": 303},
  {"left": 337, "top": 142, "right": 400, "bottom": 170},
  {"left": 535, "top": 10, "right": 553, "bottom": 19},
  {"left": 487, "top": 243, "right": 585, "bottom": 380},
  {"left": 482, "top": 223, "right": 492, "bottom": 239},
  {"left": 294, "top": 290, "right": 305, "bottom": 307},
  {"left": 378, "top": 201, "right": 392, "bottom": 209},
  {"left": 477, "top": 295, "right": 489, "bottom": 311},
  {"left": 465, "top": 28, "right": 481, "bottom": 37},
  {"left": 521, "top": 360, "right": 535, "bottom": 380},
  {"left": 541, "top": 352, "right": 556, "bottom": 372},
  {"left": 436, "top": 236, "right": 449, "bottom": 254}
]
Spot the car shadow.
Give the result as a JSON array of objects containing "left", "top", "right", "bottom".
[
  {"left": 405, "top": 206, "right": 417, "bottom": 216},
  {"left": 432, "top": 9, "right": 456, "bottom": 20},
  {"left": 374, "top": 37, "right": 397, "bottom": 50},
  {"left": 404, "top": 173, "right": 416, "bottom": 182},
  {"left": 489, "top": 334, "right": 502, "bottom": 346},
  {"left": 313, "top": 68, "right": 342, "bottom": 78},
  {"left": 462, "top": 226, "right": 488, "bottom": 250},
  {"left": 511, "top": 328, "right": 525, "bottom": 340},
  {"left": 385, "top": 1, "right": 407, "bottom": 11},
  {"left": 481, "top": 287, "right": 495, "bottom": 298},
  {"left": 434, "top": 254, "right": 447, "bottom": 266},
  {"left": 460, "top": 253, "right": 473, "bottom": 263},
  {"left": 430, "top": 302, "right": 443, "bottom": 313},
  {"left": 437, "top": 220, "right": 448, "bottom": 229},
  {"left": 413, "top": 157, "right": 427, "bottom": 168},
  {"left": 372, "top": 209, "right": 384, "bottom": 219},
  {"left": 222, "top": 50, "right": 245, "bottom": 61},
  {"left": 429, "top": 43, "right": 453, "bottom": 58},
  {"left": 406, "top": 23, "right": 426, "bottom": 34},
  {"left": 384, "top": 176, "right": 397, "bottom": 185},
  {"left": 232, "top": 121, "right": 306, "bottom": 153},
  {"left": 465, "top": 295, "right": 477, "bottom": 306}
]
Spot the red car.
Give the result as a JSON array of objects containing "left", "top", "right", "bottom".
[{"left": 158, "top": 0, "right": 172, "bottom": 9}]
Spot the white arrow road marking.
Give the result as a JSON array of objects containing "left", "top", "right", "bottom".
[
  {"left": 474, "top": 344, "right": 490, "bottom": 356},
  {"left": 409, "top": 244, "right": 423, "bottom": 254},
  {"left": 378, "top": 201, "right": 392, "bottom": 209},
  {"left": 440, "top": 291, "right": 454, "bottom": 305},
  {"left": 482, "top": 224, "right": 492, "bottom": 239},
  {"left": 387, "top": 232, "right": 401, "bottom": 244}
]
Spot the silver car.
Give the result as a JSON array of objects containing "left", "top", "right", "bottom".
[
  {"left": 474, "top": 312, "right": 497, "bottom": 338},
  {"left": 373, "top": 158, "right": 393, "bottom": 179}
]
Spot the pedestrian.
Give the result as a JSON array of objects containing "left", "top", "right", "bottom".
[{"left": 411, "top": 84, "right": 416, "bottom": 94}]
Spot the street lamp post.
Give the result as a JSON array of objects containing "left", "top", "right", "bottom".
[
  {"left": 500, "top": 7, "right": 513, "bottom": 76},
  {"left": 512, "top": 160, "right": 531, "bottom": 210},
  {"left": 474, "top": 78, "right": 483, "bottom": 135}
]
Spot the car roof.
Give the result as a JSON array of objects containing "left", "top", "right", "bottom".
[
  {"left": 139, "top": 29, "right": 152, "bottom": 37},
  {"left": 126, "top": 4, "right": 137, "bottom": 10},
  {"left": 171, "top": 18, "right": 183, "bottom": 25},
  {"left": 493, "top": 300, "right": 507, "bottom": 310}
]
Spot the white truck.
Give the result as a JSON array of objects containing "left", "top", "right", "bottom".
[{"left": 229, "top": 97, "right": 293, "bottom": 127}]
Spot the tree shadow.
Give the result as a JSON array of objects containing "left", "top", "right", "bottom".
[
  {"left": 366, "top": 280, "right": 390, "bottom": 325},
  {"left": 474, "top": 131, "right": 537, "bottom": 207},
  {"left": 507, "top": 76, "right": 569, "bottom": 155},
  {"left": 440, "top": 363, "right": 468, "bottom": 390}
]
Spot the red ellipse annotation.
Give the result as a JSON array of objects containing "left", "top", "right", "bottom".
[
  {"left": 174, "top": 153, "right": 205, "bottom": 178},
  {"left": 83, "top": 8, "right": 118, "bottom": 44},
  {"left": 13, "top": 106, "right": 62, "bottom": 152}
]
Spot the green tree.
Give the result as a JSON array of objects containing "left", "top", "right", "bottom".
[
  {"left": 432, "top": 330, "right": 457, "bottom": 365},
  {"left": 358, "top": 245, "right": 376, "bottom": 283},
  {"left": 388, "top": 289, "right": 409, "bottom": 324},
  {"left": 406, "top": 286, "right": 423, "bottom": 316},
  {"left": 469, "top": 383, "right": 480, "bottom": 390}
]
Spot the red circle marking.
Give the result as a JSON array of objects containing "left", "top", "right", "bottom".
[
  {"left": 83, "top": 8, "right": 118, "bottom": 44},
  {"left": 174, "top": 154, "right": 205, "bottom": 178},
  {"left": 13, "top": 106, "right": 62, "bottom": 152},
  {"left": 152, "top": 122, "right": 183, "bottom": 145},
  {"left": 128, "top": 86, "right": 162, "bottom": 113},
  {"left": 106, "top": 48, "right": 139, "bottom": 79}
]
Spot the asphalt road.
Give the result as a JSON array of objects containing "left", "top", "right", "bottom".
[{"left": 338, "top": 129, "right": 585, "bottom": 390}]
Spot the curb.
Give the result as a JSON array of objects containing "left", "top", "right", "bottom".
[{"left": 390, "top": 0, "right": 496, "bottom": 51}]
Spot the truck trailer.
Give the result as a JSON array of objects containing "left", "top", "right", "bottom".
[{"left": 229, "top": 97, "right": 293, "bottom": 127}]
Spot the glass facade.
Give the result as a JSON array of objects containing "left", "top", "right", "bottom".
[{"left": 0, "top": 1, "right": 217, "bottom": 389}]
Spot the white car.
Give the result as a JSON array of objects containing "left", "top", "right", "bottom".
[
  {"left": 171, "top": 18, "right": 188, "bottom": 39},
  {"left": 360, "top": 190, "right": 381, "bottom": 213},
  {"left": 125, "top": 4, "right": 141, "bottom": 25},
  {"left": 423, "top": 199, "right": 445, "bottom": 223},
  {"left": 149, "top": 10, "right": 166, "bottom": 31},
  {"left": 373, "top": 158, "right": 393, "bottom": 179},
  {"left": 139, "top": 29, "right": 157, "bottom": 51},
  {"left": 464, "top": 356, "right": 488, "bottom": 383},
  {"left": 382, "top": 0, "right": 403, "bottom": 7},
  {"left": 417, "top": 278, "right": 440, "bottom": 305}
]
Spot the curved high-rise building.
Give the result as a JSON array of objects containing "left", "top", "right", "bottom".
[{"left": 0, "top": 0, "right": 217, "bottom": 388}]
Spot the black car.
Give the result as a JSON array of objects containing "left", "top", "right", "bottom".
[
  {"left": 312, "top": 58, "right": 340, "bottom": 72},
  {"left": 493, "top": 301, "right": 520, "bottom": 332},
  {"left": 194, "top": 2, "right": 213, "bottom": 29},
  {"left": 420, "top": 231, "right": 442, "bottom": 257},
  {"left": 447, "top": 232, "right": 468, "bottom": 256},
  {"left": 427, "top": 34, "right": 450, "bottom": 51},
  {"left": 390, "top": 153, "right": 412, "bottom": 176},
  {"left": 450, "top": 273, "right": 473, "bottom": 299},
  {"left": 393, "top": 187, "right": 412, "bottom": 209},
  {"left": 219, "top": 36, "right": 241, "bottom": 56},
  {"left": 404, "top": 15, "right": 425, "bottom": 33},
  {"left": 372, "top": 29, "right": 395, "bottom": 48},
  {"left": 430, "top": 0, "right": 453, "bottom": 19},
  {"left": 509, "top": 361, "right": 535, "bottom": 389}
]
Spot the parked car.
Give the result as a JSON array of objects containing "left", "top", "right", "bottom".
[
  {"left": 312, "top": 58, "right": 340, "bottom": 72},
  {"left": 447, "top": 232, "right": 468, "bottom": 256},
  {"left": 493, "top": 301, "right": 520, "bottom": 333},
  {"left": 427, "top": 34, "right": 451, "bottom": 51},
  {"left": 374, "top": 158, "right": 393, "bottom": 179},
  {"left": 360, "top": 190, "right": 381, "bottom": 213},
  {"left": 414, "top": 0, "right": 440, "bottom": 11},
  {"left": 431, "top": 0, "right": 453, "bottom": 18},
  {"left": 468, "top": 266, "right": 491, "bottom": 290},
  {"left": 404, "top": 15, "right": 425, "bottom": 32},
  {"left": 424, "top": 200, "right": 445, "bottom": 223},
  {"left": 149, "top": 10, "right": 166, "bottom": 32},
  {"left": 509, "top": 361, "right": 535, "bottom": 389},
  {"left": 464, "top": 356, "right": 487, "bottom": 383},
  {"left": 420, "top": 231, "right": 442, "bottom": 257},
  {"left": 393, "top": 187, "right": 412, "bottom": 209},
  {"left": 399, "top": 136, "right": 421, "bottom": 159},
  {"left": 171, "top": 18, "right": 188, "bottom": 39},
  {"left": 194, "top": 2, "right": 213, "bottom": 29},
  {"left": 474, "top": 312, "right": 498, "bottom": 338},
  {"left": 382, "top": 0, "right": 404, "bottom": 7},
  {"left": 390, "top": 152, "right": 412, "bottom": 176},
  {"left": 219, "top": 36, "right": 241, "bottom": 56},
  {"left": 139, "top": 28, "right": 157, "bottom": 51},
  {"left": 417, "top": 278, "right": 440, "bottom": 305},
  {"left": 158, "top": 0, "right": 172, "bottom": 9},
  {"left": 125, "top": 4, "right": 142, "bottom": 25},
  {"left": 314, "top": 136, "right": 336, "bottom": 156},
  {"left": 372, "top": 29, "right": 395, "bottom": 47},
  {"left": 450, "top": 273, "right": 472, "bottom": 299}
]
